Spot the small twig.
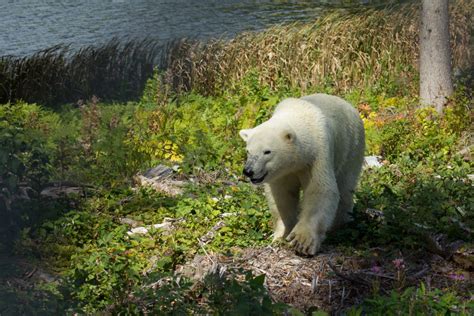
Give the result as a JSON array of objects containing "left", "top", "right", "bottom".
[
  {"left": 340, "top": 286, "right": 346, "bottom": 306},
  {"left": 254, "top": 267, "right": 268, "bottom": 276},
  {"left": 198, "top": 220, "right": 225, "bottom": 245},
  {"left": 142, "top": 276, "right": 173, "bottom": 289},
  {"left": 328, "top": 280, "right": 332, "bottom": 303},
  {"left": 197, "top": 238, "right": 215, "bottom": 266},
  {"left": 409, "top": 266, "right": 430, "bottom": 279},
  {"left": 327, "top": 261, "right": 370, "bottom": 286},
  {"left": 311, "top": 274, "right": 319, "bottom": 294},
  {"left": 361, "top": 271, "right": 397, "bottom": 280},
  {"left": 23, "top": 267, "right": 38, "bottom": 279}
]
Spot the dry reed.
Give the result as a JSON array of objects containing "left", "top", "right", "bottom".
[
  {"left": 162, "top": 1, "right": 472, "bottom": 96},
  {"left": 0, "top": 39, "right": 164, "bottom": 106}
]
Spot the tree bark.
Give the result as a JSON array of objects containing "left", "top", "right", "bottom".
[{"left": 419, "top": 0, "right": 453, "bottom": 114}]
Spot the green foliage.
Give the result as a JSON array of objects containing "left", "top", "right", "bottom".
[
  {"left": 359, "top": 91, "right": 471, "bottom": 160},
  {"left": 195, "top": 271, "right": 286, "bottom": 315},
  {"left": 68, "top": 227, "right": 151, "bottom": 312},
  {"left": 4, "top": 70, "right": 472, "bottom": 314},
  {"left": 349, "top": 284, "right": 474, "bottom": 315},
  {"left": 0, "top": 102, "right": 63, "bottom": 249},
  {"left": 50, "top": 99, "right": 158, "bottom": 187},
  {"left": 0, "top": 277, "right": 70, "bottom": 315},
  {"left": 27, "top": 181, "right": 272, "bottom": 312},
  {"left": 127, "top": 73, "right": 286, "bottom": 174},
  {"left": 351, "top": 156, "right": 473, "bottom": 247},
  {"left": 0, "top": 102, "right": 59, "bottom": 192},
  {"left": 109, "top": 269, "right": 288, "bottom": 315},
  {"left": 172, "top": 183, "right": 272, "bottom": 254}
]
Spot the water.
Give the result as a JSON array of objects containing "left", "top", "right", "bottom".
[{"left": 0, "top": 0, "right": 380, "bottom": 57}]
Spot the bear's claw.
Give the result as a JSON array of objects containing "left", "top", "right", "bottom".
[{"left": 286, "top": 229, "right": 323, "bottom": 256}]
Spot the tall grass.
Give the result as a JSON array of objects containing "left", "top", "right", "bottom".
[
  {"left": 162, "top": 1, "right": 472, "bottom": 96},
  {"left": 0, "top": 39, "right": 164, "bottom": 107}
]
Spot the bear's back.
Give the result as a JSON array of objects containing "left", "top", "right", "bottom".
[
  {"left": 272, "top": 94, "right": 364, "bottom": 171},
  {"left": 273, "top": 93, "right": 360, "bottom": 131},
  {"left": 300, "top": 94, "right": 359, "bottom": 125}
]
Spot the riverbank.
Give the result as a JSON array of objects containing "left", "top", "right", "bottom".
[{"left": 1, "top": 1, "right": 471, "bottom": 108}]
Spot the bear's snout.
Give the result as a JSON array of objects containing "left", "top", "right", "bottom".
[{"left": 243, "top": 166, "right": 254, "bottom": 177}]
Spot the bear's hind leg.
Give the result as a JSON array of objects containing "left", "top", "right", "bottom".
[
  {"left": 333, "top": 158, "right": 363, "bottom": 229},
  {"left": 264, "top": 176, "right": 300, "bottom": 241},
  {"left": 332, "top": 189, "right": 354, "bottom": 230}
]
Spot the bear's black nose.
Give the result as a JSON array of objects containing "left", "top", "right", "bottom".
[{"left": 243, "top": 167, "right": 254, "bottom": 177}]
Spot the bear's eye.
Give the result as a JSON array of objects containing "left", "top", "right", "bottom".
[{"left": 263, "top": 150, "right": 271, "bottom": 155}]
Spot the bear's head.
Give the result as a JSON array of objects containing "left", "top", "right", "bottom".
[{"left": 239, "top": 124, "right": 297, "bottom": 184}]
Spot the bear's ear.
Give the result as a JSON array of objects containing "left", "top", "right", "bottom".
[
  {"left": 239, "top": 129, "right": 252, "bottom": 142},
  {"left": 283, "top": 131, "right": 295, "bottom": 143}
]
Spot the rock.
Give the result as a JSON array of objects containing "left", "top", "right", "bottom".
[
  {"left": 151, "top": 222, "right": 173, "bottom": 230},
  {"left": 364, "top": 155, "right": 383, "bottom": 168},
  {"left": 457, "top": 145, "right": 472, "bottom": 161},
  {"left": 126, "top": 218, "right": 176, "bottom": 236},
  {"left": 36, "top": 270, "right": 58, "bottom": 283},
  {"left": 128, "top": 227, "right": 149, "bottom": 235},
  {"left": 364, "top": 208, "right": 385, "bottom": 222},
  {"left": 452, "top": 245, "right": 474, "bottom": 270},
  {"left": 143, "top": 165, "right": 174, "bottom": 179},
  {"left": 119, "top": 218, "right": 142, "bottom": 227},
  {"left": 134, "top": 164, "right": 186, "bottom": 196},
  {"left": 40, "top": 186, "right": 84, "bottom": 198},
  {"left": 16, "top": 186, "right": 35, "bottom": 200}
]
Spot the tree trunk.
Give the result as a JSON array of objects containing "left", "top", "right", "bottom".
[{"left": 419, "top": 0, "right": 453, "bottom": 114}]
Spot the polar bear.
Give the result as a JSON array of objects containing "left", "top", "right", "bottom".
[{"left": 239, "top": 94, "right": 365, "bottom": 255}]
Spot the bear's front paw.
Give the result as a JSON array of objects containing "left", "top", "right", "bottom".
[
  {"left": 272, "top": 219, "right": 288, "bottom": 242},
  {"left": 286, "top": 225, "right": 324, "bottom": 256}
]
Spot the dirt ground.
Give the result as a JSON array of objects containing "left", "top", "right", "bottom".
[
  {"left": 177, "top": 244, "right": 473, "bottom": 313},
  {"left": 0, "top": 242, "right": 471, "bottom": 314}
]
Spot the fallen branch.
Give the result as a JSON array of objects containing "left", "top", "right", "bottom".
[
  {"left": 360, "top": 271, "right": 397, "bottom": 280},
  {"left": 327, "top": 261, "right": 370, "bottom": 287},
  {"left": 408, "top": 266, "right": 430, "bottom": 280}
]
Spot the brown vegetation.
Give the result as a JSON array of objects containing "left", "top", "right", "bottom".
[
  {"left": 163, "top": 1, "right": 472, "bottom": 96},
  {"left": 178, "top": 245, "right": 472, "bottom": 313},
  {"left": 0, "top": 39, "right": 163, "bottom": 106}
]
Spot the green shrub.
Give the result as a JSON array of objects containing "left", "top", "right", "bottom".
[
  {"left": 0, "top": 102, "right": 59, "bottom": 193},
  {"left": 353, "top": 156, "right": 473, "bottom": 248},
  {"left": 29, "top": 180, "right": 273, "bottom": 312},
  {"left": 127, "top": 72, "right": 286, "bottom": 174},
  {"left": 113, "top": 269, "right": 287, "bottom": 315},
  {"left": 349, "top": 284, "right": 474, "bottom": 315},
  {"left": 67, "top": 226, "right": 153, "bottom": 313},
  {"left": 360, "top": 89, "right": 471, "bottom": 161},
  {"left": 0, "top": 102, "right": 61, "bottom": 249}
]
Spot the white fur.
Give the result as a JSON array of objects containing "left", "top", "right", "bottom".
[{"left": 240, "top": 93, "right": 365, "bottom": 255}]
